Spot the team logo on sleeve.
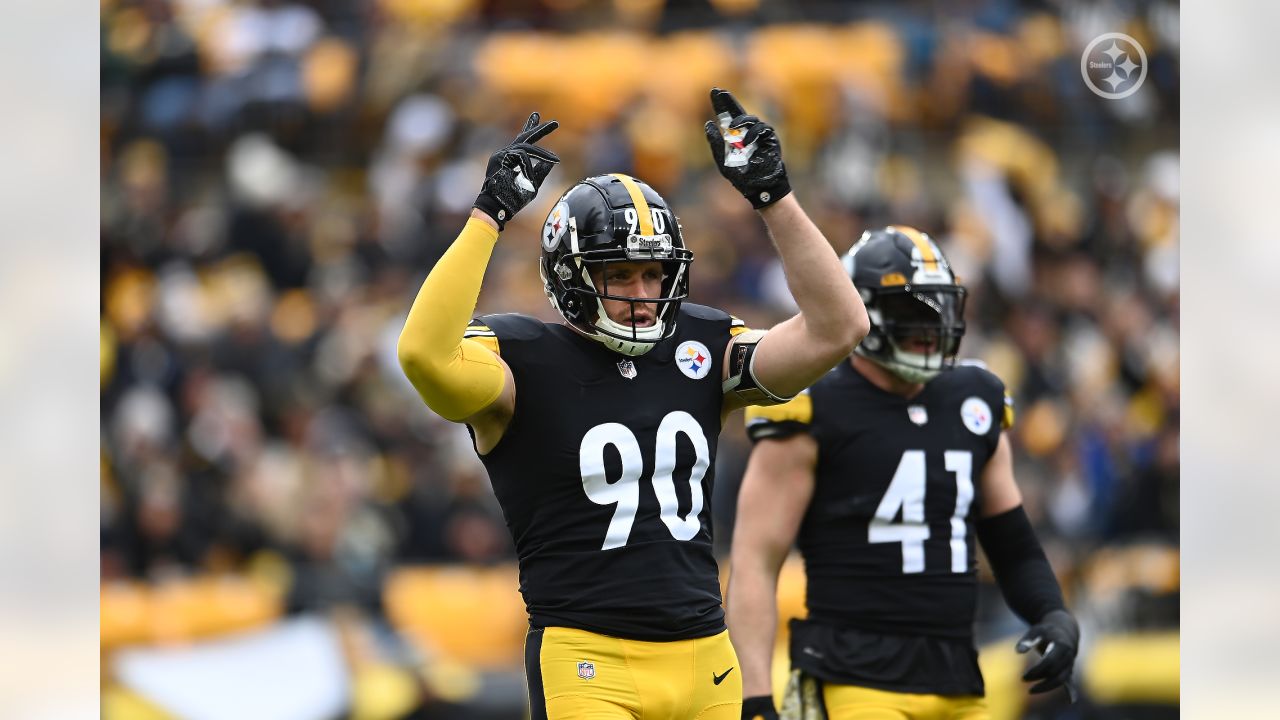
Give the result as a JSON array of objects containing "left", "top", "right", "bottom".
[
  {"left": 543, "top": 201, "right": 570, "bottom": 250},
  {"left": 960, "top": 397, "right": 993, "bottom": 435},
  {"left": 577, "top": 661, "right": 596, "bottom": 680},
  {"left": 675, "top": 340, "right": 713, "bottom": 379}
]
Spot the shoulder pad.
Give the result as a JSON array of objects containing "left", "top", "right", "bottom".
[
  {"left": 744, "top": 390, "right": 812, "bottom": 441},
  {"left": 473, "top": 313, "right": 548, "bottom": 342},
  {"left": 744, "top": 391, "right": 812, "bottom": 425},
  {"left": 944, "top": 362, "right": 1006, "bottom": 394},
  {"left": 463, "top": 319, "right": 501, "bottom": 355},
  {"left": 679, "top": 303, "right": 733, "bottom": 323},
  {"left": 943, "top": 363, "right": 1012, "bottom": 429}
]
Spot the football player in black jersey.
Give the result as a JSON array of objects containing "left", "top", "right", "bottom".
[
  {"left": 728, "top": 227, "right": 1079, "bottom": 720},
  {"left": 397, "top": 89, "right": 868, "bottom": 719}
]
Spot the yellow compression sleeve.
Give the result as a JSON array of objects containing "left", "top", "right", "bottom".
[{"left": 397, "top": 217, "right": 507, "bottom": 422}]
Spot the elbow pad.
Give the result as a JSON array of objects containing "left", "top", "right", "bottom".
[{"left": 722, "top": 330, "right": 793, "bottom": 405}]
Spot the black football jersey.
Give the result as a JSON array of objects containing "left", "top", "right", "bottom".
[
  {"left": 466, "top": 304, "right": 747, "bottom": 641},
  {"left": 745, "top": 360, "right": 1013, "bottom": 694}
]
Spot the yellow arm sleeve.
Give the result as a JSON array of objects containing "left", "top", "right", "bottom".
[{"left": 397, "top": 217, "right": 507, "bottom": 422}]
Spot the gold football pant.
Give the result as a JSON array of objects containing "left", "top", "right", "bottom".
[
  {"left": 526, "top": 626, "right": 742, "bottom": 719},
  {"left": 782, "top": 671, "right": 988, "bottom": 720}
]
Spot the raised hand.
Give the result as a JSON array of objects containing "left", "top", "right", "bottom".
[
  {"left": 474, "top": 112, "right": 561, "bottom": 229},
  {"left": 703, "top": 88, "right": 790, "bottom": 209}
]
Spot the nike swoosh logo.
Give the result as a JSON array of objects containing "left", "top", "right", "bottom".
[{"left": 712, "top": 667, "right": 734, "bottom": 685}]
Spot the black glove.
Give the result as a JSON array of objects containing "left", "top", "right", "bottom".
[
  {"left": 473, "top": 112, "right": 560, "bottom": 229},
  {"left": 1016, "top": 608, "right": 1080, "bottom": 697},
  {"left": 741, "top": 695, "right": 778, "bottom": 720},
  {"left": 703, "top": 88, "right": 791, "bottom": 209}
]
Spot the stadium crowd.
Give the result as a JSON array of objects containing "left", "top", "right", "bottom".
[{"left": 100, "top": 0, "right": 1179, "bottom": 715}]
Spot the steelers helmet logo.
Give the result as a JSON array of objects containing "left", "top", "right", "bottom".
[
  {"left": 960, "top": 397, "right": 993, "bottom": 435},
  {"left": 675, "top": 340, "right": 713, "bottom": 380},
  {"left": 543, "top": 201, "right": 570, "bottom": 251}
]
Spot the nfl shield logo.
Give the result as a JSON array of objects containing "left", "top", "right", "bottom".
[
  {"left": 907, "top": 405, "right": 929, "bottom": 426},
  {"left": 617, "top": 360, "right": 637, "bottom": 379},
  {"left": 577, "top": 661, "right": 596, "bottom": 680}
]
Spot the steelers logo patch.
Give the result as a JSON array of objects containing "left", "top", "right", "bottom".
[
  {"left": 960, "top": 397, "right": 993, "bottom": 435},
  {"left": 543, "top": 201, "right": 570, "bottom": 251},
  {"left": 675, "top": 340, "right": 713, "bottom": 380}
]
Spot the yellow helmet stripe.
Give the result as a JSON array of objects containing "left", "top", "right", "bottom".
[
  {"left": 891, "top": 225, "right": 939, "bottom": 273},
  {"left": 610, "top": 173, "right": 654, "bottom": 236}
]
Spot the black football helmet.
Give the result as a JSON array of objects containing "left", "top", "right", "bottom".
[
  {"left": 539, "top": 174, "right": 693, "bottom": 356},
  {"left": 843, "top": 226, "right": 967, "bottom": 383}
]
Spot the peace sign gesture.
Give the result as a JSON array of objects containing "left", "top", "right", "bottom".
[{"left": 474, "top": 112, "right": 562, "bottom": 229}]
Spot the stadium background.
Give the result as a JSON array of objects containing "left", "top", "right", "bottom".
[{"left": 98, "top": 0, "right": 1179, "bottom": 717}]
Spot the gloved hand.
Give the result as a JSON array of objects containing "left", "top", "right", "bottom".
[
  {"left": 473, "top": 112, "right": 560, "bottom": 229},
  {"left": 741, "top": 695, "right": 779, "bottom": 720},
  {"left": 1016, "top": 608, "right": 1080, "bottom": 697},
  {"left": 702, "top": 88, "right": 791, "bottom": 209}
]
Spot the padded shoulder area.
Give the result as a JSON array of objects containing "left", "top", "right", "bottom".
[
  {"left": 678, "top": 303, "right": 733, "bottom": 323},
  {"left": 472, "top": 313, "right": 549, "bottom": 342}
]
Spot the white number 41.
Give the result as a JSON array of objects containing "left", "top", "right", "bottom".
[{"left": 869, "top": 450, "right": 974, "bottom": 574}]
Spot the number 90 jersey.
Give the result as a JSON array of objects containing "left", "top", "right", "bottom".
[
  {"left": 745, "top": 360, "right": 1013, "bottom": 640},
  {"left": 467, "top": 304, "right": 748, "bottom": 641}
]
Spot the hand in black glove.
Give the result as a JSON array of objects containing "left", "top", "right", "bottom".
[
  {"left": 1016, "top": 609, "right": 1080, "bottom": 697},
  {"left": 474, "top": 112, "right": 560, "bottom": 229},
  {"left": 703, "top": 88, "right": 791, "bottom": 209},
  {"left": 741, "top": 695, "right": 778, "bottom": 720}
]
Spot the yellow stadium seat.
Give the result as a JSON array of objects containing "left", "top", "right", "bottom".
[
  {"left": 384, "top": 565, "right": 528, "bottom": 668},
  {"left": 100, "top": 576, "right": 284, "bottom": 650},
  {"left": 1084, "top": 632, "right": 1180, "bottom": 705}
]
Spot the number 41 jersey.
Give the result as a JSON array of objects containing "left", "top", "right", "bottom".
[
  {"left": 466, "top": 304, "right": 747, "bottom": 641},
  {"left": 745, "top": 360, "right": 1014, "bottom": 640}
]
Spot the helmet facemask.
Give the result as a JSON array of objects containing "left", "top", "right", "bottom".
[
  {"left": 541, "top": 219, "right": 693, "bottom": 356},
  {"left": 860, "top": 285, "right": 968, "bottom": 384}
]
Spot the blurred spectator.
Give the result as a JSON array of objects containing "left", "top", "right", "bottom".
[{"left": 102, "top": 3, "right": 1177, "bottom": 715}]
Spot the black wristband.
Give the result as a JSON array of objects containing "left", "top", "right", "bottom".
[
  {"left": 742, "top": 695, "right": 777, "bottom": 719},
  {"left": 976, "top": 505, "right": 1065, "bottom": 624},
  {"left": 748, "top": 178, "right": 791, "bottom": 210},
  {"left": 472, "top": 194, "right": 508, "bottom": 231}
]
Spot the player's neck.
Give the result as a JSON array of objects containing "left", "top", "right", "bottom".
[{"left": 850, "top": 355, "right": 925, "bottom": 399}]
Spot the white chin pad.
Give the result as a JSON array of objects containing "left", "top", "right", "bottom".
[
  {"left": 595, "top": 302, "right": 664, "bottom": 341},
  {"left": 886, "top": 346, "right": 943, "bottom": 383},
  {"left": 591, "top": 305, "right": 665, "bottom": 356}
]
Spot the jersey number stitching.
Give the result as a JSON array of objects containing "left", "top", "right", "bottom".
[
  {"left": 579, "top": 411, "right": 709, "bottom": 550},
  {"left": 869, "top": 449, "right": 974, "bottom": 574}
]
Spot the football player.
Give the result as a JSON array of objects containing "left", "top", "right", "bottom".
[
  {"left": 728, "top": 227, "right": 1079, "bottom": 720},
  {"left": 397, "top": 89, "right": 869, "bottom": 719}
]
